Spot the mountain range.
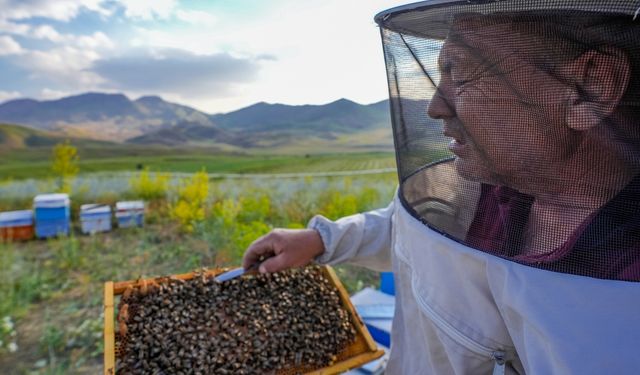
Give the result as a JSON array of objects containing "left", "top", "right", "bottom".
[{"left": 0, "top": 93, "right": 396, "bottom": 151}]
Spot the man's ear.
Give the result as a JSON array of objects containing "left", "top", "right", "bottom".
[{"left": 564, "top": 47, "right": 630, "bottom": 131}]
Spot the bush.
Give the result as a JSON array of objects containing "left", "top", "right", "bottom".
[
  {"left": 209, "top": 198, "right": 272, "bottom": 263},
  {"left": 237, "top": 193, "right": 271, "bottom": 222},
  {"left": 318, "top": 191, "right": 359, "bottom": 220},
  {"left": 171, "top": 170, "right": 210, "bottom": 232},
  {"left": 51, "top": 140, "right": 79, "bottom": 194},
  {"left": 129, "top": 168, "right": 170, "bottom": 201}
]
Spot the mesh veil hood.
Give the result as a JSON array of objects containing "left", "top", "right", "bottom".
[{"left": 375, "top": 0, "right": 640, "bottom": 281}]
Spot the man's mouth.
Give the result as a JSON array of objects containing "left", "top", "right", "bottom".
[
  {"left": 443, "top": 126, "right": 467, "bottom": 154},
  {"left": 448, "top": 138, "right": 467, "bottom": 155}
]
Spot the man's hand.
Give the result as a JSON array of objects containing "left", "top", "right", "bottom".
[{"left": 242, "top": 228, "right": 325, "bottom": 273}]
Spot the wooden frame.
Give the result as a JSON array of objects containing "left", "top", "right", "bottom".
[{"left": 104, "top": 265, "right": 384, "bottom": 374}]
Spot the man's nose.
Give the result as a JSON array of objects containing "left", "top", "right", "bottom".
[{"left": 427, "top": 86, "right": 455, "bottom": 120}]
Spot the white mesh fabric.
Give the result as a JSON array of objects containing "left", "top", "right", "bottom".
[{"left": 376, "top": 0, "right": 640, "bottom": 281}]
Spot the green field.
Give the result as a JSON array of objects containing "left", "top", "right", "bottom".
[
  {"left": 0, "top": 146, "right": 396, "bottom": 181},
  {"left": 0, "top": 122, "right": 398, "bottom": 181}
]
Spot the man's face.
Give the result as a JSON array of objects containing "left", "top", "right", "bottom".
[{"left": 427, "top": 20, "right": 576, "bottom": 188}]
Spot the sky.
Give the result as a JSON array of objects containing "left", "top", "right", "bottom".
[{"left": 0, "top": 0, "right": 410, "bottom": 114}]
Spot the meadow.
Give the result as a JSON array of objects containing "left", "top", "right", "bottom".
[
  {"left": 0, "top": 155, "right": 399, "bottom": 374},
  {"left": 0, "top": 144, "right": 396, "bottom": 181}
]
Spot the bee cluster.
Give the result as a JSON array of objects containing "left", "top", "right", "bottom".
[{"left": 115, "top": 266, "right": 357, "bottom": 374}]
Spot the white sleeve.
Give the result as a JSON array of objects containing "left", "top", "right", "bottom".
[{"left": 306, "top": 200, "right": 394, "bottom": 272}]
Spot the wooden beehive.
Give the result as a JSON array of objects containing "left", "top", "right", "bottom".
[
  {"left": 104, "top": 265, "right": 384, "bottom": 374},
  {"left": 0, "top": 210, "right": 34, "bottom": 242}
]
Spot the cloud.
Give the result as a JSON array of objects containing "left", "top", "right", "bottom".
[
  {"left": 0, "top": 90, "right": 22, "bottom": 102},
  {"left": 115, "top": 0, "right": 177, "bottom": 21},
  {"left": 0, "top": 0, "right": 111, "bottom": 22},
  {"left": 39, "top": 87, "right": 74, "bottom": 100},
  {"left": 17, "top": 47, "right": 105, "bottom": 88},
  {"left": 7, "top": 22, "right": 114, "bottom": 49},
  {"left": 175, "top": 9, "right": 218, "bottom": 26},
  {"left": 0, "top": 36, "right": 24, "bottom": 55},
  {"left": 0, "top": 18, "right": 114, "bottom": 53},
  {"left": 256, "top": 54, "right": 277, "bottom": 61},
  {"left": 75, "top": 31, "right": 114, "bottom": 49},
  {"left": 114, "top": 2, "right": 217, "bottom": 26},
  {"left": 32, "top": 24, "right": 64, "bottom": 42},
  {"left": 0, "top": 19, "right": 31, "bottom": 36},
  {"left": 91, "top": 48, "right": 261, "bottom": 97}
]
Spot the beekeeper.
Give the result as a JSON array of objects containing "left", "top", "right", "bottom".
[{"left": 244, "top": 1, "right": 640, "bottom": 373}]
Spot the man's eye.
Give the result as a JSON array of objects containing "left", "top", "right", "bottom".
[{"left": 450, "top": 68, "right": 472, "bottom": 86}]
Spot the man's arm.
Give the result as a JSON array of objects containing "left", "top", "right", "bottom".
[
  {"left": 242, "top": 200, "right": 395, "bottom": 273},
  {"left": 309, "top": 201, "right": 394, "bottom": 272}
]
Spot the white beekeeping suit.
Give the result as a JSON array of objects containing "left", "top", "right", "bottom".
[{"left": 306, "top": 1, "right": 640, "bottom": 373}]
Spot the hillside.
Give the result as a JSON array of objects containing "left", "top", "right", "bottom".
[
  {"left": 0, "top": 93, "right": 212, "bottom": 142},
  {"left": 127, "top": 121, "right": 246, "bottom": 147},
  {"left": 0, "top": 123, "right": 112, "bottom": 152},
  {"left": 210, "top": 98, "right": 389, "bottom": 133},
  {"left": 133, "top": 98, "right": 394, "bottom": 149}
]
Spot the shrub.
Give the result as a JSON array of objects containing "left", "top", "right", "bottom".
[
  {"left": 211, "top": 198, "right": 241, "bottom": 225},
  {"left": 237, "top": 193, "right": 271, "bottom": 222},
  {"left": 209, "top": 198, "right": 272, "bottom": 263},
  {"left": 318, "top": 191, "right": 358, "bottom": 220},
  {"left": 51, "top": 140, "right": 79, "bottom": 194},
  {"left": 129, "top": 168, "right": 170, "bottom": 201},
  {"left": 171, "top": 170, "right": 210, "bottom": 232}
]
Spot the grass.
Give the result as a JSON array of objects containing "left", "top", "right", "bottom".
[
  {"left": 0, "top": 147, "right": 395, "bottom": 180},
  {"left": 0, "top": 167, "right": 398, "bottom": 374}
]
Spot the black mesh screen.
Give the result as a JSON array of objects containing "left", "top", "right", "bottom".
[{"left": 377, "top": 0, "right": 640, "bottom": 281}]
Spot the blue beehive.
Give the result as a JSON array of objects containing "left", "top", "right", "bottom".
[
  {"left": 380, "top": 272, "right": 395, "bottom": 296},
  {"left": 352, "top": 287, "right": 395, "bottom": 347},
  {"left": 349, "top": 287, "right": 394, "bottom": 374},
  {"left": 115, "top": 201, "right": 144, "bottom": 228},
  {"left": 80, "top": 204, "right": 112, "bottom": 234},
  {"left": 33, "top": 193, "right": 70, "bottom": 238}
]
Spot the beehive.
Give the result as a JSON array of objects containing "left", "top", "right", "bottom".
[
  {"left": 0, "top": 210, "right": 34, "bottom": 241},
  {"left": 80, "top": 204, "right": 112, "bottom": 234},
  {"left": 104, "top": 265, "right": 383, "bottom": 374},
  {"left": 33, "top": 193, "right": 70, "bottom": 238},
  {"left": 115, "top": 201, "right": 144, "bottom": 228}
]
